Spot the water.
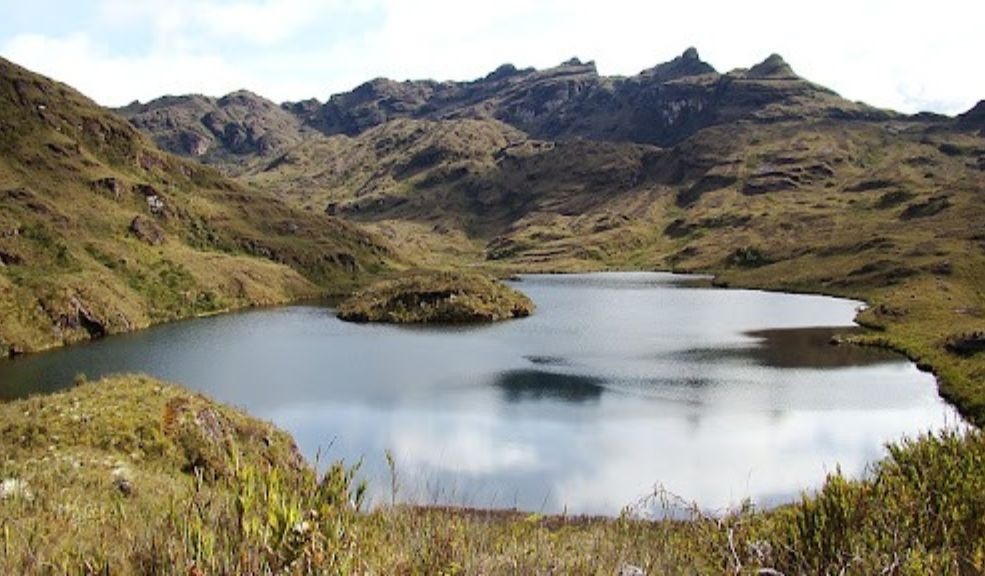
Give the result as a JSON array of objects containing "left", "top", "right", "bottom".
[{"left": 0, "top": 273, "right": 961, "bottom": 515}]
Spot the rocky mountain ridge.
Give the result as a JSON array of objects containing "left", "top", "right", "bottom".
[{"left": 119, "top": 49, "right": 902, "bottom": 171}]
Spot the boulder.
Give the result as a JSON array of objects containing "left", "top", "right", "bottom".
[{"left": 129, "top": 215, "right": 166, "bottom": 246}]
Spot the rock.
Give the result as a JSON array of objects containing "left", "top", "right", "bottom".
[
  {"left": 0, "top": 249, "right": 23, "bottom": 266},
  {"left": 129, "top": 215, "right": 166, "bottom": 246},
  {"left": 956, "top": 100, "right": 985, "bottom": 134},
  {"left": 91, "top": 177, "right": 126, "bottom": 200},
  {"left": 746, "top": 53, "right": 798, "bottom": 79},
  {"left": 0, "top": 478, "right": 32, "bottom": 501},
  {"left": 112, "top": 466, "right": 134, "bottom": 497},
  {"left": 899, "top": 195, "right": 951, "bottom": 220},
  {"left": 641, "top": 47, "right": 716, "bottom": 81},
  {"left": 617, "top": 564, "right": 646, "bottom": 576},
  {"left": 945, "top": 332, "right": 985, "bottom": 357}
]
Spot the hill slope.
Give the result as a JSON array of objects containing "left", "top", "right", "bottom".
[{"left": 0, "top": 57, "right": 393, "bottom": 357}]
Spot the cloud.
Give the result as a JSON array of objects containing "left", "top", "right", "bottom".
[
  {"left": 1, "top": 0, "right": 983, "bottom": 113},
  {"left": 1, "top": 33, "right": 249, "bottom": 105}
]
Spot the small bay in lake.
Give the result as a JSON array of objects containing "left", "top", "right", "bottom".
[{"left": 0, "top": 273, "right": 961, "bottom": 515}]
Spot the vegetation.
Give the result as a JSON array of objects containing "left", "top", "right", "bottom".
[
  {"left": 0, "top": 57, "right": 395, "bottom": 357},
  {"left": 337, "top": 270, "right": 533, "bottom": 324},
  {"left": 1, "top": 53, "right": 984, "bottom": 573},
  {"left": 2, "top": 376, "right": 983, "bottom": 574}
]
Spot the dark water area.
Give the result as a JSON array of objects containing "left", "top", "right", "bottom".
[{"left": 0, "top": 273, "right": 961, "bottom": 515}]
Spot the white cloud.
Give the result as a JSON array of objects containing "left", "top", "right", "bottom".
[
  {"left": 1, "top": 0, "right": 983, "bottom": 113},
  {"left": 1, "top": 33, "right": 249, "bottom": 105}
]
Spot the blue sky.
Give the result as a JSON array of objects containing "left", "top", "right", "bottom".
[{"left": 1, "top": 0, "right": 982, "bottom": 115}]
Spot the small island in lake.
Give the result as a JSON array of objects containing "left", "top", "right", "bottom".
[{"left": 337, "top": 271, "right": 534, "bottom": 324}]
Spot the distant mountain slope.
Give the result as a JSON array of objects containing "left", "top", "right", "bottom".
[
  {"left": 119, "top": 49, "right": 894, "bottom": 175},
  {"left": 302, "top": 49, "right": 891, "bottom": 146},
  {"left": 0, "top": 57, "right": 393, "bottom": 356},
  {"left": 118, "top": 90, "right": 325, "bottom": 175}
]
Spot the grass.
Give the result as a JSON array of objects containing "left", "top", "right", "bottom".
[
  {"left": 337, "top": 269, "right": 533, "bottom": 324},
  {"left": 2, "top": 376, "right": 983, "bottom": 574},
  {"left": 0, "top": 56, "right": 396, "bottom": 357},
  {"left": 2, "top": 55, "right": 985, "bottom": 572}
]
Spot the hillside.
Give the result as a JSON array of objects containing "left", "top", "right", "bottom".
[{"left": 0, "top": 57, "right": 394, "bottom": 357}]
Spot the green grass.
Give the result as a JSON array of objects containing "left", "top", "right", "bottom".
[
  {"left": 2, "top": 55, "right": 985, "bottom": 573},
  {"left": 0, "top": 57, "right": 397, "bottom": 357},
  {"left": 2, "top": 376, "right": 983, "bottom": 574}
]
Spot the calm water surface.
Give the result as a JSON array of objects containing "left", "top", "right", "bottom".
[{"left": 0, "top": 273, "right": 961, "bottom": 515}]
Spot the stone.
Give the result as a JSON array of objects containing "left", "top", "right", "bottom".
[
  {"left": 129, "top": 215, "right": 166, "bottom": 246},
  {"left": 111, "top": 466, "right": 134, "bottom": 497},
  {"left": 0, "top": 478, "right": 32, "bottom": 501}
]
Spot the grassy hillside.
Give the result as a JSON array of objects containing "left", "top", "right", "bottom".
[
  {"left": 2, "top": 375, "right": 983, "bottom": 574},
  {"left": 0, "top": 57, "right": 394, "bottom": 357}
]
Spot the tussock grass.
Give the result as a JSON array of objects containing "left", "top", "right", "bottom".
[
  {"left": 2, "top": 377, "right": 983, "bottom": 573},
  {"left": 337, "top": 270, "right": 533, "bottom": 324}
]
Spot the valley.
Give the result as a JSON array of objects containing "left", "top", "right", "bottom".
[{"left": 0, "top": 45, "right": 983, "bottom": 574}]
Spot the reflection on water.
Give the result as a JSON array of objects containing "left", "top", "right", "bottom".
[
  {"left": 494, "top": 370, "right": 604, "bottom": 403},
  {"left": 0, "top": 272, "right": 962, "bottom": 515},
  {"left": 672, "top": 327, "right": 901, "bottom": 369}
]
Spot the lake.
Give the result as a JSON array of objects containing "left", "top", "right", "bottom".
[{"left": 0, "top": 273, "right": 961, "bottom": 515}]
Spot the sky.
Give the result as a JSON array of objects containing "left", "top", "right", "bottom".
[{"left": 0, "top": 0, "right": 982, "bottom": 115}]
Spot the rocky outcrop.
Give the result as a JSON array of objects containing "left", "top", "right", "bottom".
[
  {"left": 118, "top": 91, "right": 318, "bottom": 173},
  {"left": 129, "top": 215, "right": 166, "bottom": 246},
  {"left": 123, "top": 49, "right": 895, "bottom": 174},
  {"left": 956, "top": 100, "right": 985, "bottom": 135}
]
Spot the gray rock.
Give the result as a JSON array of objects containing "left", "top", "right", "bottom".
[{"left": 129, "top": 215, "right": 166, "bottom": 246}]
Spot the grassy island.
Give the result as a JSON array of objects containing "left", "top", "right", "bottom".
[{"left": 336, "top": 270, "right": 534, "bottom": 324}]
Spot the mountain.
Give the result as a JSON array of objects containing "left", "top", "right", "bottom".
[
  {"left": 119, "top": 49, "right": 892, "bottom": 169},
  {"left": 295, "top": 49, "right": 892, "bottom": 146},
  {"left": 957, "top": 100, "right": 985, "bottom": 135},
  {"left": 0, "top": 57, "right": 393, "bottom": 357},
  {"left": 118, "top": 90, "right": 324, "bottom": 175}
]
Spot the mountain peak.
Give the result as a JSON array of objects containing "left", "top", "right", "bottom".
[
  {"left": 746, "top": 53, "right": 797, "bottom": 79},
  {"left": 641, "top": 47, "right": 716, "bottom": 81},
  {"left": 956, "top": 100, "right": 985, "bottom": 133},
  {"left": 484, "top": 63, "right": 534, "bottom": 82}
]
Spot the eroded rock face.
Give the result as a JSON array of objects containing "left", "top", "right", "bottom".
[
  {"left": 122, "top": 49, "right": 895, "bottom": 168},
  {"left": 956, "top": 100, "right": 985, "bottom": 135},
  {"left": 947, "top": 333, "right": 985, "bottom": 357},
  {"left": 300, "top": 50, "right": 890, "bottom": 147},
  {"left": 129, "top": 215, "right": 166, "bottom": 246},
  {"left": 119, "top": 90, "right": 312, "bottom": 168}
]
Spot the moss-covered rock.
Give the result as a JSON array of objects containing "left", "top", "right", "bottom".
[{"left": 337, "top": 270, "right": 533, "bottom": 324}]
